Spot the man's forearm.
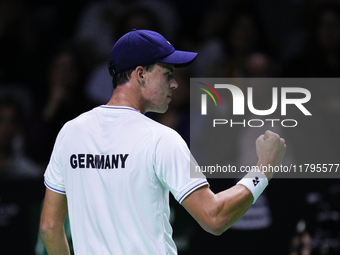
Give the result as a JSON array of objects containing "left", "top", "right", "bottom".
[
  {"left": 183, "top": 184, "right": 253, "bottom": 236},
  {"left": 213, "top": 184, "right": 253, "bottom": 233},
  {"left": 40, "top": 227, "right": 71, "bottom": 255}
]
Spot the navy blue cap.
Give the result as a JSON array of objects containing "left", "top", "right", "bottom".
[{"left": 109, "top": 29, "right": 198, "bottom": 74}]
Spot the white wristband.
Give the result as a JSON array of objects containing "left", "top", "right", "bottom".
[{"left": 237, "top": 167, "right": 268, "bottom": 204}]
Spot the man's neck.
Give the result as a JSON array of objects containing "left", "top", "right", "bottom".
[{"left": 106, "top": 81, "right": 146, "bottom": 113}]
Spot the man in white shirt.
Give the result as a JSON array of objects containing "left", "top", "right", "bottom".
[{"left": 39, "top": 29, "right": 286, "bottom": 255}]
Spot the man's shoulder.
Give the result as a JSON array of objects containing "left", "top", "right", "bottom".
[
  {"left": 56, "top": 108, "right": 97, "bottom": 137},
  {"left": 140, "top": 114, "right": 179, "bottom": 137},
  {"left": 65, "top": 107, "right": 99, "bottom": 126}
]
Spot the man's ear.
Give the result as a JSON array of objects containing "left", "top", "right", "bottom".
[{"left": 136, "top": 66, "right": 146, "bottom": 82}]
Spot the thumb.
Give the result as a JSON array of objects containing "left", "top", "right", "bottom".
[{"left": 257, "top": 134, "right": 265, "bottom": 142}]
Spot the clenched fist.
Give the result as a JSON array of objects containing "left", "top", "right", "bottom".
[{"left": 256, "top": 130, "right": 286, "bottom": 180}]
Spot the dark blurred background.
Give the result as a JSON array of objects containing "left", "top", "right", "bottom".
[{"left": 0, "top": 0, "right": 339, "bottom": 254}]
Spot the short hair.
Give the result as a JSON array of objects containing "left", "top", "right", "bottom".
[{"left": 108, "top": 61, "right": 156, "bottom": 89}]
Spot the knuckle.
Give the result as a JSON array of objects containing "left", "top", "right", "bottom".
[{"left": 273, "top": 133, "right": 280, "bottom": 140}]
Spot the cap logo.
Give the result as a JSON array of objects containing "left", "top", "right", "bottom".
[{"left": 167, "top": 41, "right": 171, "bottom": 45}]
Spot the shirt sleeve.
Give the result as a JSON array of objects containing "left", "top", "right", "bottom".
[
  {"left": 154, "top": 128, "right": 208, "bottom": 204},
  {"left": 44, "top": 126, "right": 67, "bottom": 195}
]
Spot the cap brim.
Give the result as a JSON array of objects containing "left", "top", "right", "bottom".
[{"left": 158, "top": 50, "right": 198, "bottom": 67}]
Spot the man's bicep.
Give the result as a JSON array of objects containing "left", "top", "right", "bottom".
[{"left": 40, "top": 188, "right": 68, "bottom": 228}]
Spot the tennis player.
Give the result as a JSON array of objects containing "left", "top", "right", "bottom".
[{"left": 39, "top": 29, "right": 286, "bottom": 254}]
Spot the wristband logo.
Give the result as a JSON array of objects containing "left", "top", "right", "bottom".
[{"left": 253, "top": 177, "right": 260, "bottom": 186}]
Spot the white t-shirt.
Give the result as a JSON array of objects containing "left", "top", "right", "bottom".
[{"left": 44, "top": 105, "right": 208, "bottom": 255}]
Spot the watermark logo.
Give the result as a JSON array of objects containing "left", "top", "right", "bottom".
[
  {"left": 193, "top": 79, "right": 313, "bottom": 128},
  {"left": 190, "top": 78, "right": 340, "bottom": 179},
  {"left": 200, "top": 84, "right": 312, "bottom": 116},
  {"left": 197, "top": 82, "right": 222, "bottom": 115}
]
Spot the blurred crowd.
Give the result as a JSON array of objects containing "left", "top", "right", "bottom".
[{"left": 0, "top": 0, "right": 339, "bottom": 254}]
